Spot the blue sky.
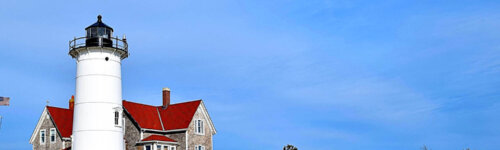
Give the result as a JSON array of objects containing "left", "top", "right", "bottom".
[{"left": 1, "top": 0, "right": 500, "bottom": 149}]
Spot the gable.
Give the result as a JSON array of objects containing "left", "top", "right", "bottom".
[
  {"left": 30, "top": 106, "right": 74, "bottom": 144},
  {"left": 189, "top": 101, "right": 216, "bottom": 134},
  {"left": 30, "top": 107, "right": 48, "bottom": 144}
]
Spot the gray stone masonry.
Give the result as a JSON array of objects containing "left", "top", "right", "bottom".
[
  {"left": 124, "top": 113, "right": 141, "bottom": 150},
  {"left": 32, "top": 113, "right": 70, "bottom": 150},
  {"left": 187, "top": 107, "right": 213, "bottom": 150}
]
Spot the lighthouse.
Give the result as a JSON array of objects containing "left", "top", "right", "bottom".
[{"left": 68, "top": 15, "right": 128, "bottom": 150}]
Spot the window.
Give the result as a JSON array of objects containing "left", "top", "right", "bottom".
[
  {"left": 90, "top": 28, "right": 97, "bottom": 38},
  {"left": 195, "top": 119, "right": 204, "bottom": 135},
  {"left": 145, "top": 145, "right": 151, "bottom": 150},
  {"left": 195, "top": 145, "right": 205, "bottom": 150},
  {"left": 155, "top": 145, "right": 175, "bottom": 150},
  {"left": 50, "top": 128, "right": 56, "bottom": 143},
  {"left": 98, "top": 28, "right": 106, "bottom": 38},
  {"left": 106, "top": 29, "right": 112, "bottom": 38},
  {"left": 40, "top": 129, "right": 46, "bottom": 144},
  {"left": 114, "top": 111, "right": 119, "bottom": 125},
  {"left": 162, "top": 145, "right": 176, "bottom": 150},
  {"left": 114, "top": 107, "right": 123, "bottom": 127}
]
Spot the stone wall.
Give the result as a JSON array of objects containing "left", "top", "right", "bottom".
[
  {"left": 187, "top": 107, "right": 213, "bottom": 150},
  {"left": 32, "top": 113, "right": 70, "bottom": 150},
  {"left": 166, "top": 132, "right": 186, "bottom": 150},
  {"left": 124, "top": 112, "right": 141, "bottom": 150}
]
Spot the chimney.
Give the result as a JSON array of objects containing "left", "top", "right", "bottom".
[
  {"left": 69, "top": 95, "right": 75, "bottom": 110},
  {"left": 162, "top": 88, "right": 170, "bottom": 109}
]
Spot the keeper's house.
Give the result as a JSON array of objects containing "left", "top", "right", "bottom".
[{"left": 29, "top": 88, "right": 216, "bottom": 150}]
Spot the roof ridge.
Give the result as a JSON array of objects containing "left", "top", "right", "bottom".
[
  {"left": 168, "top": 99, "right": 202, "bottom": 106},
  {"left": 124, "top": 99, "right": 202, "bottom": 107},
  {"left": 46, "top": 106, "right": 70, "bottom": 110},
  {"left": 123, "top": 100, "right": 157, "bottom": 107}
]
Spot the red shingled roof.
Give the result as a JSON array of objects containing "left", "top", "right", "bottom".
[
  {"left": 45, "top": 100, "right": 201, "bottom": 139},
  {"left": 46, "top": 106, "right": 73, "bottom": 138},
  {"left": 159, "top": 100, "right": 201, "bottom": 130},
  {"left": 123, "top": 100, "right": 201, "bottom": 131},
  {"left": 141, "top": 135, "right": 177, "bottom": 142},
  {"left": 122, "top": 101, "right": 163, "bottom": 130}
]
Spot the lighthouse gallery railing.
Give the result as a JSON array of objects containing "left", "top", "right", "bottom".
[{"left": 69, "top": 36, "right": 128, "bottom": 52}]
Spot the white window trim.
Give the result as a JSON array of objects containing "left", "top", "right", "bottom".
[
  {"left": 123, "top": 117, "right": 126, "bottom": 132},
  {"left": 143, "top": 144, "right": 176, "bottom": 150},
  {"left": 147, "top": 144, "right": 176, "bottom": 150},
  {"left": 156, "top": 143, "right": 162, "bottom": 150},
  {"left": 40, "top": 129, "right": 46, "bottom": 145},
  {"left": 114, "top": 107, "right": 123, "bottom": 127},
  {"left": 194, "top": 119, "right": 204, "bottom": 135},
  {"left": 163, "top": 145, "right": 176, "bottom": 150},
  {"left": 144, "top": 144, "right": 152, "bottom": 150},
  {"left": 195, "top": 145, "right": 205, "bottom": 150},
  {"left": 49, "top": 128, "right": 56, "bottom": 143}
]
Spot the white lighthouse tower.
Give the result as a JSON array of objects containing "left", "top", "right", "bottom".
[{"left": 68, "top": 15, "right": 128, "bottom": 150}]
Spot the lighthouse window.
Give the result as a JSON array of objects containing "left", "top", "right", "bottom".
[
  {"left": 98, "top": 28, "right": 104, "bottom": 37},
  {"left": 90, "top": 27, "right": 97, "bottom": 37},
  {"left": 114, "top": 107, "right": 123, "bottom": 127},
  {"left": 106, "top": 29, "right": 112, "bottom": 38},
  {"left": 114, "top": 111, "right": 119, "bottom": 125}
]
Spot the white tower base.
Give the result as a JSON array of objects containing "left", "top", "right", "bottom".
[{"left": 71, "top": 47, "right": 126, "bottom": 150}]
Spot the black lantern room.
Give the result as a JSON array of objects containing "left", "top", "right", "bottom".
[
  {"left": 69, "top": 15, "right": 128, "bottom": 59},
  {"left": 85, "top": 15, "right": 113, "bottom": 47}
]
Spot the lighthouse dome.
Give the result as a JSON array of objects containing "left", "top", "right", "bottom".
[{"left": 86, "top": 15, "right": 114, "bottom": 31}]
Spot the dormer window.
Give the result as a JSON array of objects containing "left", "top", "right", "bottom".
[{"left": 195, "top": 119, "right": 204, "bottom": 135}]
